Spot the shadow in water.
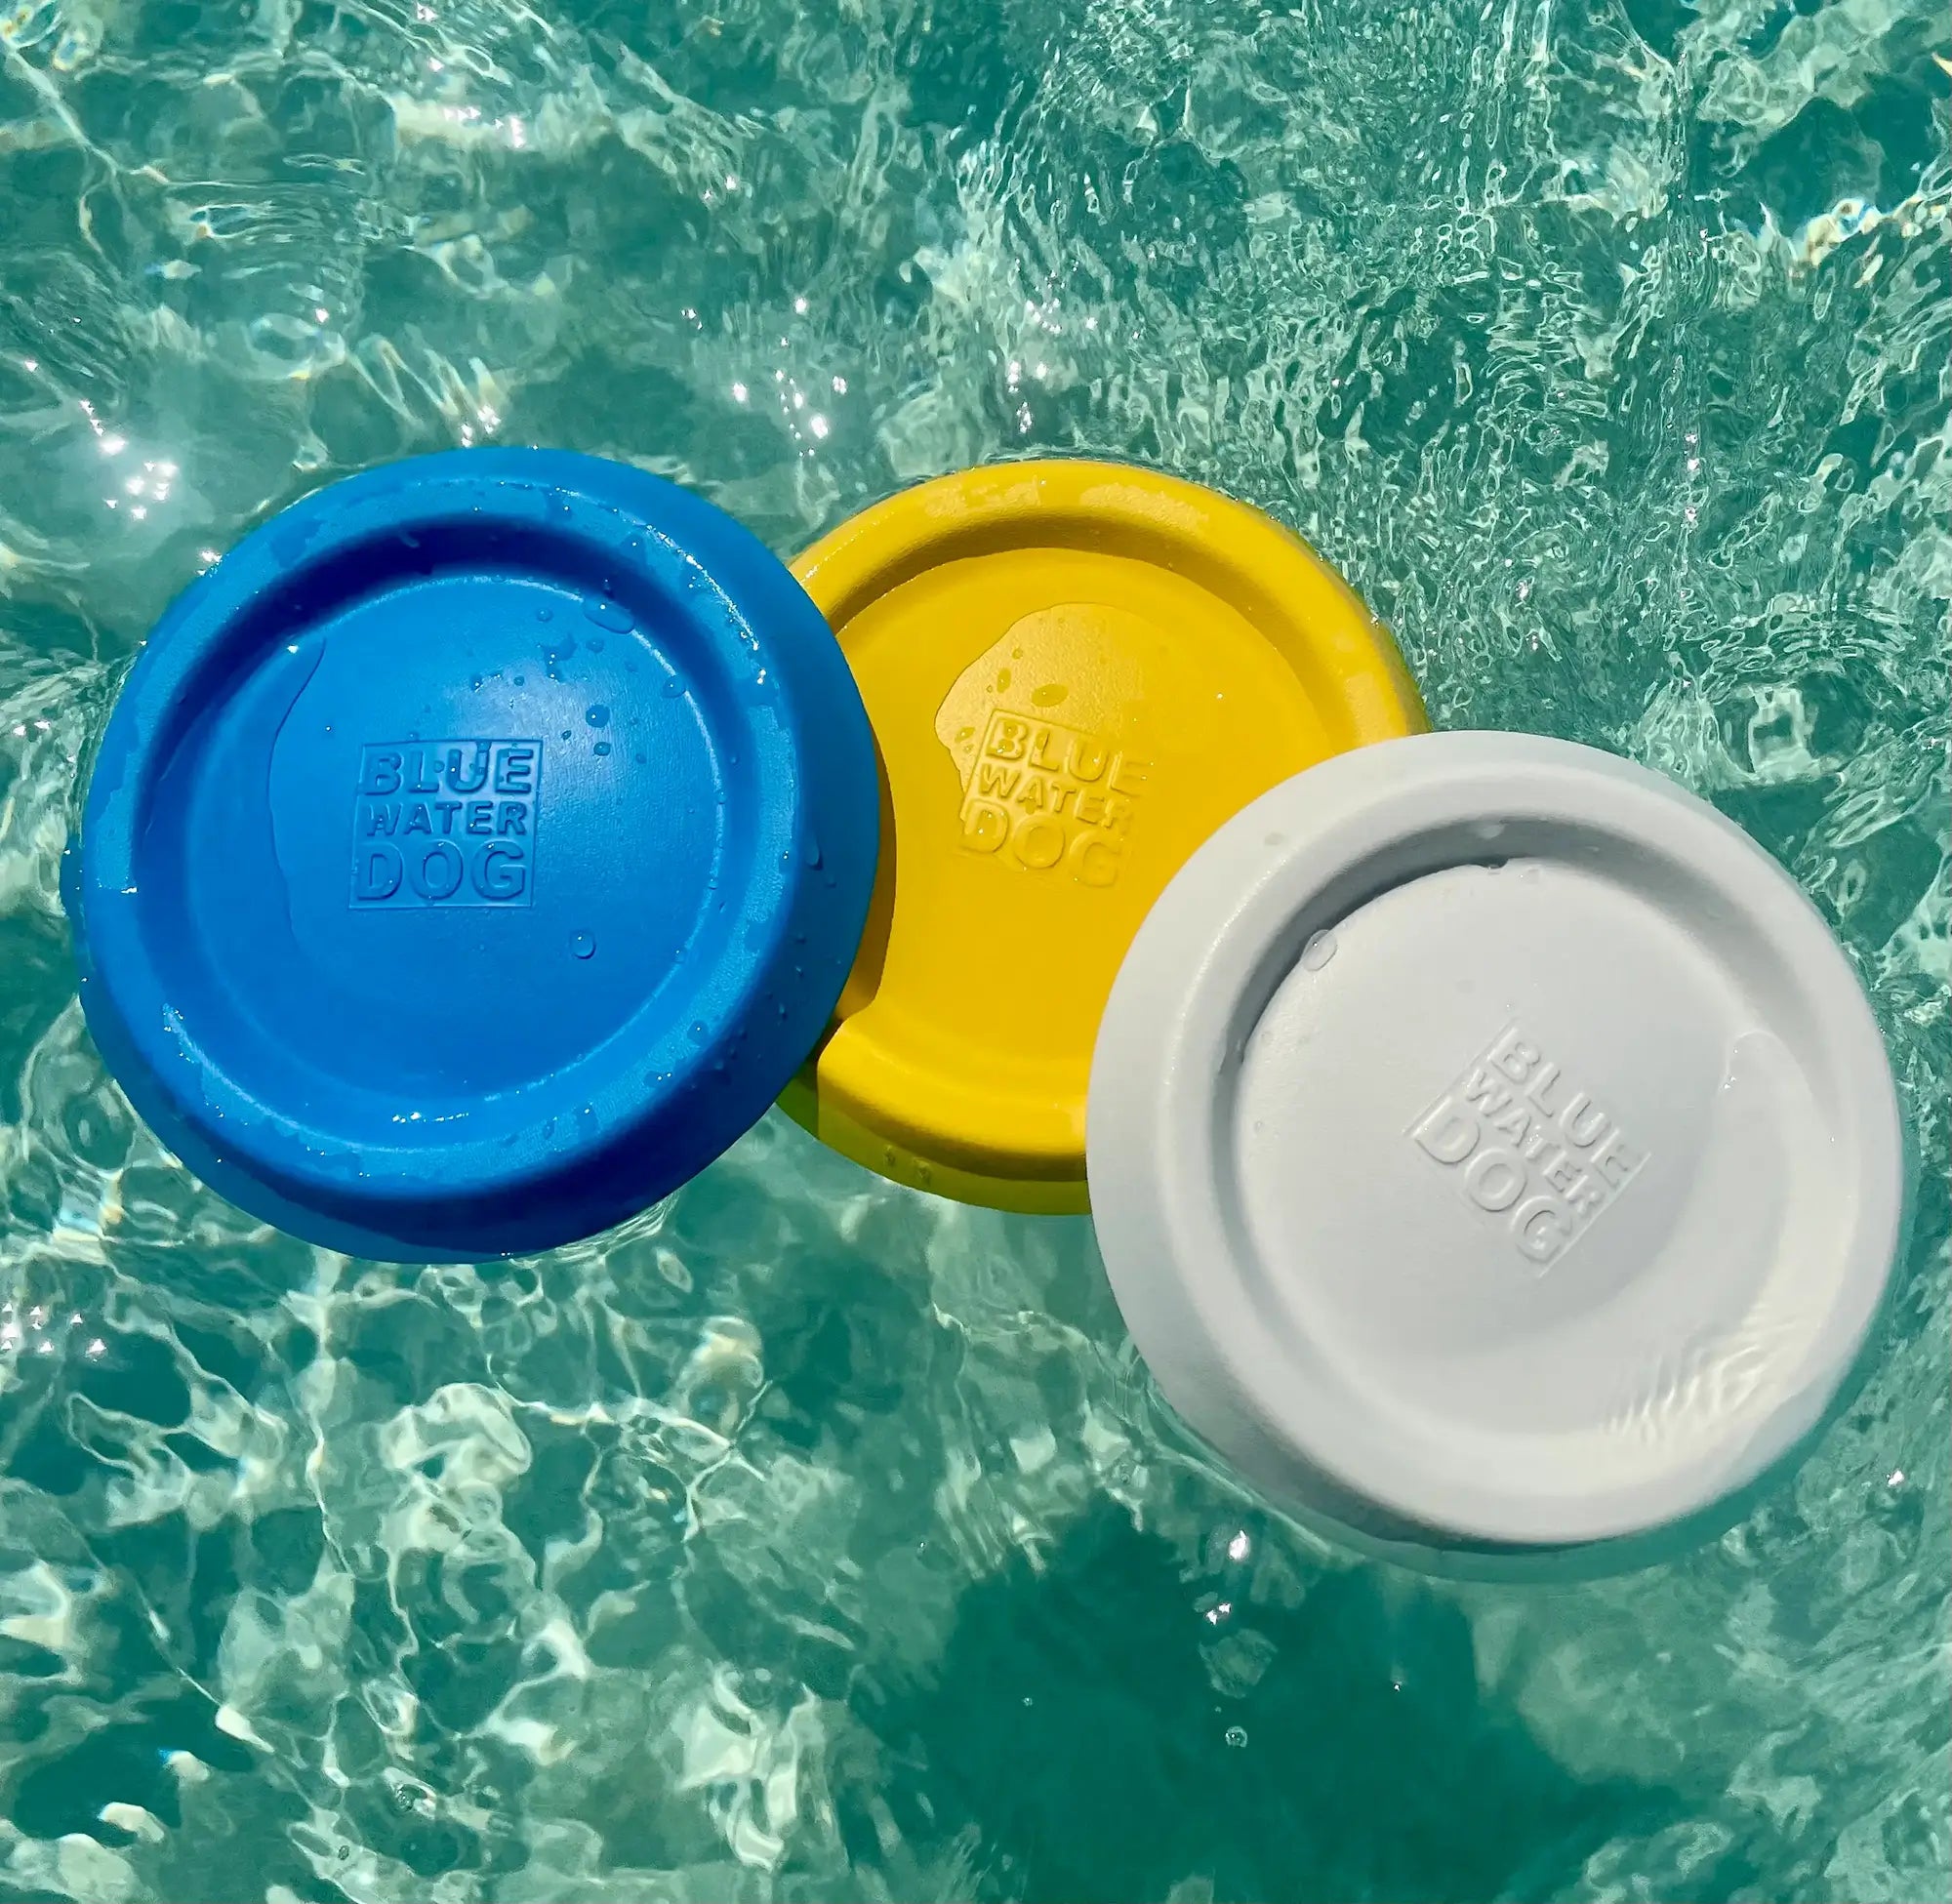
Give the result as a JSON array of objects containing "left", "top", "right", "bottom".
[{"left": 858, "top": 1503, "right": 1712, "bottom": 1904}]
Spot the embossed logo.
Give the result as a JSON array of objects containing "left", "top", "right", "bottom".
[
  {"left": 934, "top": 607, "right": 1150, "bottom": 888},
  {"left": 350, "top": 740, "right": 538, "bottom": 908},
  {"left": 1408, "top": 1026, "right": 1645, "bottom": 1269}
]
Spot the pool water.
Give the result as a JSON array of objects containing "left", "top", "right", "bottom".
[{"left": 0, "top": 0, "right": 1946, "bottom": 1898}]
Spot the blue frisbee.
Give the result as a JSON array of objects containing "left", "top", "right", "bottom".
[{"left": 70, "top": 449, "right": 878, "bottom": 1260}]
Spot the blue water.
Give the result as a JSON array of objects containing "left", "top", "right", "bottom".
[{"left": 0, "top": 0, "right": 1946, "bottom": 1898}]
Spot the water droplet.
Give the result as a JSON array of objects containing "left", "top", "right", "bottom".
[
  {"left": 662, "top": 677, "right": 684, "bottom": 699},
  {"left": 537, "top": 606, "right": 553, "bottom": 623},
  {"left": 468, "top": 674, "right": 482, "bottom": 691},
  {"left": 513, "top": 673, "right": 525, "bottom": 686},
  {"left": 800, "top": 833, "right": 822, "bottom": 868},
  {"left": 594, "top": 740, "right": 612, "bottom": 756},
  {"left": 1300, "top": 929, "right": 1337, "bottom": 971},
  {"left": 584, "top": 595, "right": 632, "bottom": 632},
  {"left": 1224, "top": 1726, "right": 1248, "bottom": 1749},
  {"left": 587, "top": 704, "right": 610, "bottom": 727},
  {"left": 560, "top": 728, "right": 572, "bottom": 741},
  {"left": 1031, "top": 682, "right": 1068, "bottom": 708},
  {"left": 995, "top": 668, "right": 1012, "bottom": 692}
]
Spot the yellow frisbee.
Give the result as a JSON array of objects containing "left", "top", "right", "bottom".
[{"left": 781, "top": 460, "right": 1426, "bottom": 1212}]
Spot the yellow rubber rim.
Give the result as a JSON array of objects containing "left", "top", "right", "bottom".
[{"left": 784, "top": 459, "right": 1427, "bottom": 1212}]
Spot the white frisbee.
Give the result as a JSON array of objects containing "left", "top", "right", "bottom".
[{"left": 1087, "top": 732, "right": 1903, "bottom": 1546}]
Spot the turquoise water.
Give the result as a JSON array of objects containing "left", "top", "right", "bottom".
[{"left": 1, "top": 0, "right": 1947, "bottom": 1897}]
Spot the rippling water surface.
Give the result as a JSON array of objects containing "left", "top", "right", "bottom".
[{"left": 1, "top": 0, "right": 1947, "bottom": 1898}]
